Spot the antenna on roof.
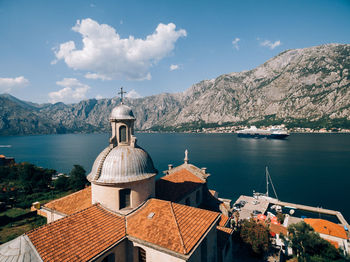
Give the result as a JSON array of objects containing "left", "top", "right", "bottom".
[
  {"left": 184, "top": 149, "right": 189, "bottom": 164},
  {"left": 118, "top": 87, "right": 127, "bottom": 104}
]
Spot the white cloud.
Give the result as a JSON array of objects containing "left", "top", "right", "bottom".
[
  {"left": 95, "top": 94, "right": 103, "bottom": 99},
  {"left": 49, "top": 78, "right": 90, "bottom": 103},
  {"left": 0, "top": 76, "right": 29, "bottom": 92},
  {"left": 85, "top": 73, "right": 112, "bottom": 81},
  {"left": 232, "top": 38, "right": 240, "bottom": 50},
  {"left": 260, "top": 39, "right": 281, "bottom": 49},
  {"left": 125, "top": 89, "right": 142, "bottom": 99},
  {"left": 54, "top": 18, "right": 187, "bottom": 81},
  {"left": 169, "top": 64, "right": 179, "bottom": 71}
]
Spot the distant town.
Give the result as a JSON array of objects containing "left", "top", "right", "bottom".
[{"left": 142, "top": 125, "right": 350, "bottom": 134}]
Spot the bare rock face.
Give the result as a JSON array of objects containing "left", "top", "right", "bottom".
[{"left": 0, "top": 43, "right": 349, "bottom": 135}]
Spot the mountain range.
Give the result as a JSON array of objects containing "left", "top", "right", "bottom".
[{"left": 1, "top": 43, "right": 349, "bottom": 135}]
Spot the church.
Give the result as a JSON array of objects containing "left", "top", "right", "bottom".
[{"left": 0, "top": 98, "right": 234, "bottom": 262}]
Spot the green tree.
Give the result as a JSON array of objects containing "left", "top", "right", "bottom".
[
  {"left": 54, "top": 175, "right": 69, "bottom": 191},
  {"left": 287, "top": 221, "right": 344, "bottom": 262},
  {"left": 240, "top": 218, "right": 270, "bottom": 256},
  {"left": 69, "top": 165, "right": 88, "bottom": 190}
]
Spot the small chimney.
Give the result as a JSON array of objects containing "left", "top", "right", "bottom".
[
  {"left": 168, "top": 164, "right": 173, "bottom": 170},
  {"left": 201, "top": 167, "right": 207, "bottom": 174}
]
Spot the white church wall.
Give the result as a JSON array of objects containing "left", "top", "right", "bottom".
[
  {"left": 91, "top": 176, "right": 155, "bottom": 212},
  {"left": 131, "top": 242, "right": 186, "bottom": 262}
]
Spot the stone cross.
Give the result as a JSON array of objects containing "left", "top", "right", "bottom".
[
  {"left": 184, "top": 149, "right": 189, "bottom": 164},
  {"left": 118, "top": 87, "right": 127, "bottom": 104}
]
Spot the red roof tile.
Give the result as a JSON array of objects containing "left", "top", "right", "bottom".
[
  {"left": 127, "top": 198, "right": 219, "bottom": 254},
  {"left": 44, "top": 187, "right": 92, "bottom": 215},
  {"left": 27, "top": 205, "right": 126, "bottom": 262},
  {"left": 269, "top": 223, "right": 288, "bottom": 236},
  {"left": 218, "top": 215, "right": 229, "bottom": 227},
  {"left": 304, "top": 219, "right": 347, "bottom": 239},
  {"left": 156, "top": 169, "right": 205, "bottom": 202}
]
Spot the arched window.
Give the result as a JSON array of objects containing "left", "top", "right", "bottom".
[
  {"left": 138, "top": 247, "right": 146, "bottom": 262},
  {"left": 119, "top": 188, "right": 131, "bottom": 209},
  {"left": 119, "top": 125, "right": 127, "bottom": 143}
]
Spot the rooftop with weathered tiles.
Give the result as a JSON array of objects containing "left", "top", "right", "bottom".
[
  {"left": 44, "top": 186, "right": 92, "bottom": 215},
  {"left": 127, "top": 198, "right": 220, "bottom": 254},
  {"left": 156, "top": 168, "right": 205, "bottom": 202},
  {"left": 27, "top": 205, "right": 126, "bottom": 262},
  {"left": 304, "top": 218, "right": 347, "bottom": 239}
]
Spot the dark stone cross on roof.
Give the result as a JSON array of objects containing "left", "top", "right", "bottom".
[{"left": 118, "top": 87, "right": 127, "bottom": 104}]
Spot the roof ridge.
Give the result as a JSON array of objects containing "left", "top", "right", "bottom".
[
  {"left": 44, "top": 186, "right": 90, "bottom": 206},
  {"left": 169, "top": 202, "right": 187, "bottom": 254}
]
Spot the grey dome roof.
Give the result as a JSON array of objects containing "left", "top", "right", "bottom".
[
  {"left": 87, "top": 145, "right": 157, "bottom": 184},
  {"left": 110, "top": 104, "right": 135, "bottom": 120}
]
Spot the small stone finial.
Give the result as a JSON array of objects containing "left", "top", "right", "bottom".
[
  {"left": 118, "top": 87, "right": 127, "bottom": 104},
  {"left": 184, "top": 149, "right": 189, "bottom": 164}
]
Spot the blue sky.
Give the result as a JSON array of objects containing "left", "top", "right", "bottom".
[{"left": 0, "top": 0, "right": 349, "bottom": 103}]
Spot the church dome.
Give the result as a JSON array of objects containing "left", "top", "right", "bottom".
[
  {"left": 110, "top": 104, "right": 135, "bottom": 120},
  {"left": 87, "top": 145, "right": 157, "bottom": 184}
]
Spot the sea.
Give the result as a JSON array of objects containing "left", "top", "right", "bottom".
[{"left": 0, "top": 133, "right": 349, "bottom": 222}]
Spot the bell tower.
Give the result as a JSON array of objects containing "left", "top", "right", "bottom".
[
  {"left": 109, "top": 87, "right": 136, "bottom": 148},
  {"left": 87, "top": 87, "right": 157, "bottom": 213}
]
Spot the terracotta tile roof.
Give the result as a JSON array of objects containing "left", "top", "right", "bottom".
[
  {"left": 27, "top": 205, "right": 126, "bottom": 262},
  {"left": 156, "top": 168, "right": 205, "bottom": 202},
  {"left": 217, "top": 226, "right": 233, "bottom": 248},
  {"left": 326, "top": 239, "right": 339, "bottom": 249},
  {"left": 269, "top": 223, "right": 288, "bottom": 236},
  {"left": 218, "top": 215, "right": 229, "bottom": 227},
  {"left": 44, "top": 186, "right": 92, "bottom": 215},
  {"left": 304, "top": 218, "right": 347, "bottom": 239},
  {"left": 127, "top": 198, "right": 219, "bottom": 254}
]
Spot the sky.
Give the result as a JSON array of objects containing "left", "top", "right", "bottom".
[{"left": 0, "top": 0, "right": 350, "bottom": 104}]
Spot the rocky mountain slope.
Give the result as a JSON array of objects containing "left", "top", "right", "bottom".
[{"left": 1, "top": 43, "right": 349, "bottom": 135}]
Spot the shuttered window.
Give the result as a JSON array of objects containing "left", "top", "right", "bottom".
[{"left": 138, "top": 247, "right": 146, "bottom": 262}]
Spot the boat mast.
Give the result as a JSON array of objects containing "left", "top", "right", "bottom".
[
  {"left": 266, "top": 166, "right": 269, "bottom": 197},
  {"left": 266, "top": 166, "right": 279, "bottom": 200}
]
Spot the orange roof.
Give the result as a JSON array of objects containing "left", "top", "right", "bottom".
[
  {"left": 304, "top": 219, "right": 347, "bottom": 239},
  {"left": 44, "top": 186, "right": 92, "bottom": 215},
  {"left": 27, "top": 205, "right": 126, "bottom": 262},
  {"left": 218, "top": 214, "right": 229, "bottom": 227},
  {"left": 326, "top": 239, "right": 339, "bottom": 249},
  {"left": 270, "top": 223, "right": 288, "bottom": 235},
  {"left": 156, "top": 168, "right": 205, "bottom": 202},
  {"left": 127, "top": 198, "right": 219, "bottom": 254}
]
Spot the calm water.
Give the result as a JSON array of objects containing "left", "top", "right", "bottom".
[{"left": 0, "top": 133, "right": 349, "bottom": 221}]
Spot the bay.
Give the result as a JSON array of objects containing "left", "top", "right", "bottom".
[{"left": 0, "top": 133, "right": 349, "bottom": 222}]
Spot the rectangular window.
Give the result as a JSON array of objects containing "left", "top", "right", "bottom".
[{"left": 119, "top": 188, "right": 131, "bottom": 209}]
